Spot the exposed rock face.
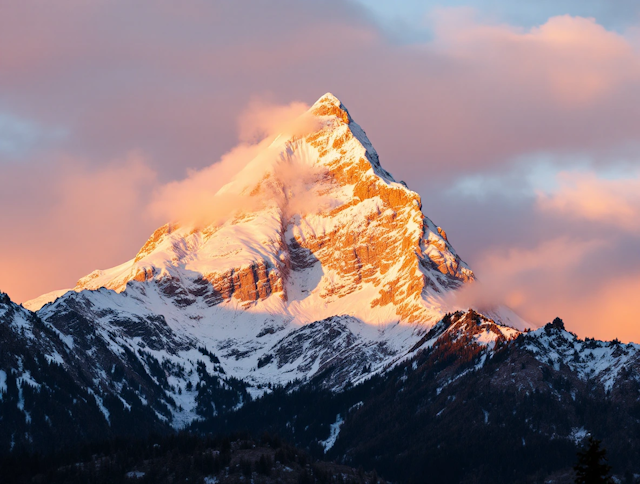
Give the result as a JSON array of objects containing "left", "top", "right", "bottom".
[
  {"left": 203, "top": 261, "right": 285, "bottom": 306},
  {"left": 41, "top": 93, "right": 472, "bottom": 326},
  {"left": 294, "top": 95, "right": 472, "bottom": 321}
]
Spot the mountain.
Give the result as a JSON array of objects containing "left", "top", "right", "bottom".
[
  {"left": 2, "top": 93, "right": 639, "bottom": 482},
  {"left": 0, "top": 289, "right": 248, "bottom": 454},
  {"left": 201, "top": 314, "right": 640, "bottom": 483},
  {"left": 28, "top": 93, "right": 473, "bottom": 320},
  {"left": 2, "top": 92, "right": 520, "bottom": 442},
  {"left": 1, "top": 93, "right": 487, "bottom": 445},
  {"left": 22, "top": 93, "right": 485, "bottom": 392}
]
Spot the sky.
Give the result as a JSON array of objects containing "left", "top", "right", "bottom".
[{"left": 1, "top": 0, "right": 640, "bottom": 342}]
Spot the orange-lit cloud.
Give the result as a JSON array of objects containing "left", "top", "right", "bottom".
[
  {"left": 1, "top": 1, "right": 640, "bottom": 344},
  {"left": 445, "top": 168, "right": 640, "bottom": 343},
  {"left": 147, "top": 101, "right": 326, "bottom": 227},
  {"left": 454, "top": 237, "right": 604, "bottom": 310},
  {"left": 237, "top": 99, "right": 314, "bottom": 143},
  {"left": 148, "top": 142, "right": 267, "bottom": 227},
  {"left": 564, "top": 274, "right": 640, "bottom": 344},
  {"left": 0, "top": 154, "right": 157, "bottom": 303},
  {"left": 537, "top": 171, "right": 640, "bottom": 232},
  {"left": 0, "top": 99, "right": 326, "bottom": 303},
  {"left": 453, "top": 235, "right": 640, "bottom": 343}
]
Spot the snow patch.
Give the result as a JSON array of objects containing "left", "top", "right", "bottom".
[
  {"left": 320, "top": 414, "right": 344, "bottom": 452},
  {"left": 87, "top": 389, "right": 110, "bottom": 424},
  {"left": 0, "top": 370, "right": 6, "bottom": 397},
  {"left": 569, "top": 427, "right": 589, "bottom": 444},
  {"left": 125, "top": 471, "right": 145, "bottom": 479},
  {"left": 23, "top": 289, "right": 70, "bottom": 312}
]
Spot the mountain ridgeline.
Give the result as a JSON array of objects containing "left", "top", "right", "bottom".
[{"left": 1, "top": 94, "right": 639, "bottom": 483}]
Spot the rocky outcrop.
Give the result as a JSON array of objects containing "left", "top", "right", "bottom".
[
  {"left": 134, "top": 224, "right": 176, "bottom": 263},
  {"left": 203, "top": 261, "right": 286, "bottom": 306}
]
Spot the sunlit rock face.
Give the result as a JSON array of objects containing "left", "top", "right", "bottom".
[{"left": 50, "top": 93, "right": 472, "bottom": 325}]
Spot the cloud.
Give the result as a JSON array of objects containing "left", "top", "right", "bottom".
[
  {"left": 537, "top": 171, "right": 640, "bottom": 232},
  {"left": 367, "top": 8, "right": 640, "bottom": 181},
  {"left": 0, "top": 98, "right": 327, "bottom": 303},
  {"left": 3, "top": 2, "right": 640, "bottom": 181},
  {"left": 0, "top": 153, "right": 157, "bottom": 303},
  {"left": 452, "top": 236, "right": 604, "bottom": 316},
  {"left": 430, "top": 11, "right": 639, "bottom": 106},
  {"left": 2, "top": 0, "right": 640, "bottom": 344},
  {"left": 453, "top": 235, "right": 640, "bottom": 343},
  {"left": 147, "top": 100, "right": 327, "bottom": 227},
  {"left": 268, "top": 156, "right": 334, "bottom": 219},
  {"left": 433, "top": 163, "right": 640, "bottom": 343},
  {"left": 356, "top": 0, "right": 640, "bottom": 40},
  {"left": 147, "top": 142, "right": 267, "bottom": 227},
  {"left": 565, "top": 274, "right": 640, "bottom": 344},
  {"left": 0, "top": 0, "right": 373, "bottom": 177},
  {"left": 237, "top": 99, "right": 313, "bottom": 143}
]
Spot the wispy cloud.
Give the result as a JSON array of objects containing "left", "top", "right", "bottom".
[
  {"left": 537, "top": 170, "right": 640, "bottom": 232},
  {"left": 148, "top": 100, "right": 326, "bottom": 227}
]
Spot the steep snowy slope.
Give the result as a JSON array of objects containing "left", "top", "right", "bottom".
[
  {"left": 0, "top": 289, "right": 249, "bottom": 450},
  {"left": 28, "top": 94, "right": 472, "bottom": 325},
  {"left": 23, "top": 93, "right": 487, "bottom": 394},
  {"left": 35, "top": 284, "right": 434, "bottom": 391}
]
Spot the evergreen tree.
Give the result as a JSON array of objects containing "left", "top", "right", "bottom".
[{"left": 574, "top": 436, "right": 612, "bottom": 484}]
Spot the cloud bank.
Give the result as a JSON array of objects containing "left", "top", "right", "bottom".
[{"left": 1, "top": 1, "right": 640, "bottom": 341}]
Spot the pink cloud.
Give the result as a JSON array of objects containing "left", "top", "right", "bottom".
[
  {"left": 147, "top": 141, "right": 267, "bottom": 228},
  {"left": 430, "top": 11, "right": 639, "bottom": 107},
  {"left": 2, "top": 3, "right": 640, "bottom": 182},
  {"left": 0, "top": 154, "right": 157, "bottom": 303},
  {"left": 443, "top": 167, "right": 640, "bottom": 343},
  {"left": 148, "top": 100, "right": 326, "bottom": 227},
  {"left": 237, "top": 99, "right": 312, "bottom": 143},
  {"left": 0, "top": 99, "right": 323, "bottom": 302},
  {"left": 1, "top": 1, "right": 640, "bottom": 344},
  {"left": 453, "top": 236, "right": 601, "bottom": 318},
  {"left": 452, "top": 235, "right": 640, "bottom": 342},
  {"left": 537, "top": 171, "right": 640, "bottom": 232}
]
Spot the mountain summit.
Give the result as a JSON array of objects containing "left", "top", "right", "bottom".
[
  {"left": 5, "top": 95, "right": 640, "bottom": 482},
  {"left": 27, "top": 93, "right": 472, "bottom": 326}
]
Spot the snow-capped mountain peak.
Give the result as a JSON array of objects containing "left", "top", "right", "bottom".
[
  {"left": 5, "top": 95, "right": 639, "bottom": 479},
  {"left": 28, "top": 93, "right": 473, "bottom": 327}
]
